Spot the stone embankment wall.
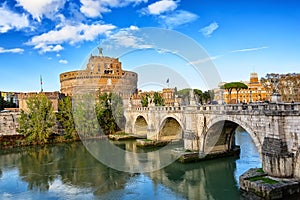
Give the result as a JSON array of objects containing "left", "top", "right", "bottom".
[
  {"left": 0, "top": 112, "right": 64, "bottom": 136},
  {"left": 0, "top": 112, "right": 20, "bottom": 136}
]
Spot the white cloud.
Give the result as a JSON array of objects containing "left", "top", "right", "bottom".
[
  {"left": 231, "top": 46, "right": 269, "bottom": 53},
  {"left": 159, "top": 10, "right": 198, "bottom": 29},
  {"left": 0, "top": 47, "right": 24, "bottom": 54},
  {"left": 33, "top": 44, "right": 63, "bottom": 53},
  {"left": 59, "top": 59, "right": 68, "bottom": 64},
  {"left": 56, "top": 53, "right": 61, "bottom": 57},
  {"left": 26, "top": 23, "right": 116, "bottom": 53},
  {"left": 16, "top": 0, "right": 67, "bottom": 22},
  {"left": 156, "top": 48, "right": 178, "bottom": 54},
  {"left": 0, "top": 6, "right": 29, "bottom": 33},
  {"left": 189, "top": 55, "right": 221, "bottom": 65},
  {"left": 80, "top": 0, "right": 109, "bottom": 18},
  {"left": 80, "top": 0, "right": 148, "bottom": 18},
  {"left": 200, "top": 22, "right": 219, "bottom": 37},
  {"left": 105, "top": 26, "right": 152, "bottom": 49},
  {"left": 146, "top": 0, "right": 178, "bottom": 15},
  {"left": 129, "top": 25, "right": 139, "bottom": 30}
]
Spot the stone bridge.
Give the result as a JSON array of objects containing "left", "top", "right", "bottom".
[{"left": 124, "top": 102, "right": 300, "bottom": 179}]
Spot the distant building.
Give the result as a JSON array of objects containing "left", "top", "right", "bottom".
[
  {"left": 216, "top": 72, "right": 272, "bottom": 104},
  {"left": 130, "top": 88, "right": 176, "bottom": 107},
  {"left": 18, "top": 92, "right": 64, "bottom": 112},
  {"left": 0, "top": 91, "right": 19, "bottom": 107},
  {"left": 59, "top": 49, "right": 137, "bottom": 100},
  {"left": 162, "top": 88, "right": 176, "bottom": 106}
]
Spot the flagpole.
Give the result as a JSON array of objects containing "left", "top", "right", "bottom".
[{"left": 40, "top": 75, "right": 43, "bottom": 92}]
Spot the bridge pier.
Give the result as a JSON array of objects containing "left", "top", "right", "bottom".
[
  {"left": 294, "top": 148, "right": 300, "bottom": 179},
  {"left": 183, "top": 130, "right": 199, "bottom": 151},
  {"left": 262, "top": 137, "right": 294, "bottom": 178}
]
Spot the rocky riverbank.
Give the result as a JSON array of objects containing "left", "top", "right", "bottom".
[
  {"left": 240, "top": 168, "right": 300, "bottom": 199},
  {"left": 108, "top": 133, "right": 145, "bottom": 141},
  {"left": 173, "top": 147, "right": 240, "bottom": 163}
]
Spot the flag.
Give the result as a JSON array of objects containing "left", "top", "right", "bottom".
[{"left": 166, "top": 78, "right": 169, "bottom": 84}]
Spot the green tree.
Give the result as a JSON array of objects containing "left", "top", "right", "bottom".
[
  {"left": 176, "top": 88, "right": 192, "bottom": 105},
  {"left": 153, "top": 92, "right": 164, "bottom": 106},
  {"left": 0, "top": 96, "right": 4, "bottom": 110},
  {"left": 234, "top": 82, "right": 248, "bottom": 103},
  {"left": 96, "top": 93, "right": 123, "bottom": 134},
  {"left": 141, "top": 94, "right": 149, "bottom": 107},
  {"left": 221, "top": 83, "right": 235, "bottom": 103},
  {"left": 110, "top": 93, "right": 125, "bottom": 130},
  {"left": 194, "top": 89, "right": 203, "bottom": 104},
  {"left": 73, "top": 94, "right": 99, "bottom": 138},
  {"left": 18, "top": 93, "right": 56, "bottom": 144},
  {"left": 57, "top": 96, "right": 77, "bottom": 140},
  {"left": 203, "top": 91, "right": 211, "bottom": 104},
  {"left": 222, "top": 82, "right": 248, "bottom": 103}
]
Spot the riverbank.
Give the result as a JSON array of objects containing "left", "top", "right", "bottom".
[
  {"left": 0, "top": 132, "right": 144, "bottom": 149},
  {"left": 240, "top": 168, "right": 300, "bottom": 199},
  {"left": 108, "top": 132, "right": 146, "bottom": 141},
  {"left": 172, "top": 147, "right": 240, "bottom": 163},
  {"left": 0, "top": 134, "right": 81, "bottom": 150}
]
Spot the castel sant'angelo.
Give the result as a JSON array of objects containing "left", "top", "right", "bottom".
[
  {"left": 59, "top": 47, "right": 138, "bottom": 98},
  {"left": 18, "top": 48, "right": 137, "bottom": 112}
]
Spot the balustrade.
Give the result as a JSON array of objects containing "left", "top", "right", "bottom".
[{"left": 130, "top": 102, "right": 300, "bottom": 114}]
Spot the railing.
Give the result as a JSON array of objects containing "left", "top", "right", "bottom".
[{"left": 130, "top": 102, "right": 300, "bottom": 114}]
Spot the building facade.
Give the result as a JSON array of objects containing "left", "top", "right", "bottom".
[
  {"left": 0, "top": 91, "right": 19, "bottom": 107},
  {"left": 18, "top": 92, "right": 64, "bottom": 112},
  {"left": 60, "top": 50, "right": 137, "bottom": 99},
  {"left": 130, "top": 88, "right": 176, "bottom": 107},
  {"left": 216, "top": 72, "right": 272, "bottom": 104}
]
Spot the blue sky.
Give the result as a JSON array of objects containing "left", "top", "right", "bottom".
[{"left": 0, "top": 0, "right": 299, "bottom": 92}]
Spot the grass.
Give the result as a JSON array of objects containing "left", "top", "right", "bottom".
[
  {"left": 114, "top": 132, "right": 127, "bottom": 135},
  {"left": 248, "top": 176, "right": 278, "bottom": 184},
  {"left": 256, "top": 168, "right": 264, "bottom": 173}
]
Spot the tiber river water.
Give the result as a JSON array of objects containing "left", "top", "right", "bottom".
[{"left": 0, "top": 129, "right": 261, "bottom": 200}]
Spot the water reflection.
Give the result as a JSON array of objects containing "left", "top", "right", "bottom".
[
  {"left": 0, "top": 130, "right": 261, "bottom": 199},
  {"left": 0, "top": 143, "right": 132, "bottom": 199}
]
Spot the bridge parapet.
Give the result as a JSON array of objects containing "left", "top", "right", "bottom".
[
  {"left": 131, "top": 106, "right": 185, "bottom": 112},
  {"left": 129, "top": 102, "right": 300, "bottom": 115}
]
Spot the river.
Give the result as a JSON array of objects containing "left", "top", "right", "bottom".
[{"left": 0, "top": 129, "right": 261, "bottom": 200}]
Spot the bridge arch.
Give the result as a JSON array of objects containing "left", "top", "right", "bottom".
[
  {"left": 201, "top": 115, "right": 263, "bottom": 156},
  {"left": 133, "top": 115, "right": 148, "bottom": 136},
  {"left": 158, "top": 115, "right": 183, "bottom": 141}
]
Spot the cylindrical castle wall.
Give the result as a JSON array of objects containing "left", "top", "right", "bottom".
[{"left": 60, "top": 70, "right": 137, "bottom": 97}]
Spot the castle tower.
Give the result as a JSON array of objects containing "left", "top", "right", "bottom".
[{"left": 59, "top": 52, "right": 137, "bottom": 97}]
